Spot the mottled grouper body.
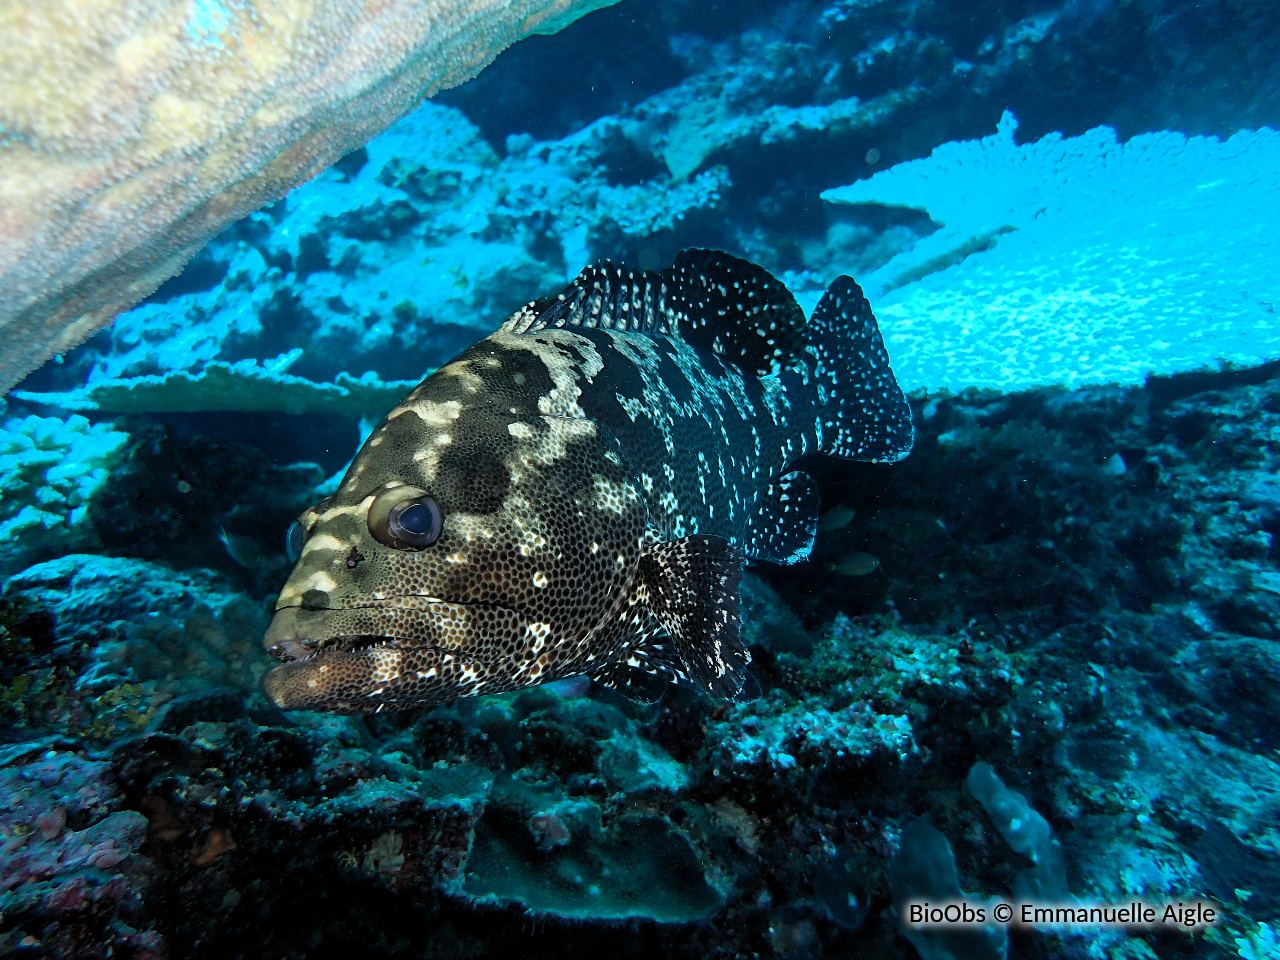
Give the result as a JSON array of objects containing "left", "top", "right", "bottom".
[{"left": 262, "top": 250, "right": 913, "bottom": 713}]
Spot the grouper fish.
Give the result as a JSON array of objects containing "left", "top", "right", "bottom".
[{"left": 262, "top": 249, "right": 913, "bottom": 713}]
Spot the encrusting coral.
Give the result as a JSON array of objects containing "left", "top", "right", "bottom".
[{"left": 0, "top": 0, "right": 620, "bottom": 394}]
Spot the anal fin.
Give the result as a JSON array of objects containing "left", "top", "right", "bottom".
[
  {"left": 637, "top": 534, "right": 748, "bottom": 699},
  {"left": 748, "top": 470, "right": 820, "bottom": 565}
]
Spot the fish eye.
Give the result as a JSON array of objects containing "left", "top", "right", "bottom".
[
  {"left": 286, "top": 520, "right": 305, "bottom": 562},
  {"left": 389, "top": 499, "right": 443, "bottom": 546},
  {"left": 368, "top": 486, "right": 444, "bottom": 549}
]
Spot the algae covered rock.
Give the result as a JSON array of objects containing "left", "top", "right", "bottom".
[
  {"left": 0, "top": 749, "right": 159, "bottom": 955},
  {"left": 4, "top": 554, "right": 273, "bottom": 700}
]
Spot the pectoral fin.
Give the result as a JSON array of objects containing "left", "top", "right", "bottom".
[{"left": 636, "top": 534, "right": 748, "bottom": 699}]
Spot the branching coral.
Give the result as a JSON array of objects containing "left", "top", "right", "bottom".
[
  {"left": 823, "top": 113, "right": 1280, "bottom": 393},
  {"left": 0, "top": 0, "right": 621, "bottom": 393},
  {"left": 0, "top": 415, "right": 128, "bottom": 576}
]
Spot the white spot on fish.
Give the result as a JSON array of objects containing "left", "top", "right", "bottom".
[{"left": 390, "top": 398, "right": 463, "bottom": 425}]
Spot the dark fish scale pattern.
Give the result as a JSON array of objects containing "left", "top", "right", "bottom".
[{"left": 262, "top": 250, "right": 912, "bottom": 713}]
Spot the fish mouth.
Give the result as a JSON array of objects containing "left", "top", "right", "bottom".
[
  {"left": 263, "top": 603, "right": 431, "bottom": 665},
  {"left": 260, "top": 599, "right": 519, "bottom": 713},
  {"left": 270, "top": 633, "right": 401, "bottom": 664}
]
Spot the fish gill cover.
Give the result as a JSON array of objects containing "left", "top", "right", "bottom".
[{"left": 1, "top": 0, "right": 1280, "bottom": 957}]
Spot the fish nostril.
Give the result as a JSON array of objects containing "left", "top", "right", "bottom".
[{"left": 301, "top": 589, "right": 331, "bottom": 610}]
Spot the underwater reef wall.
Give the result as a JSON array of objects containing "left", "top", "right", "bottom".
[
  {"left": 5, "top": 368, "right": 1280, "bottom": 957},
  {"left": 0, "top": 0, "right": 621, "bottom": 394}
]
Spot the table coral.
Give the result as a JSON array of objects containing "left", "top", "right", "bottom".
[
  {"left": 17, "top": 0, "right": 1279, "bottom": 409},
  {"left": 15, "top": 356, "right": 421, "bottom": 417},
  {"left": 0, "top": 0, "right": 621, "bottom": 393}
]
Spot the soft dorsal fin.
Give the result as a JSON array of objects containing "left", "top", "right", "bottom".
[
  {"left": 502, "top": 249, "right": 807, "bottom": 377},
  {"left": 665, "top": 249, "right": 807, "bottom": 376}
]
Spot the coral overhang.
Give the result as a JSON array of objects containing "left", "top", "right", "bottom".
[{"left": 0, "top": 0, "right": 620, "bottom": 393}]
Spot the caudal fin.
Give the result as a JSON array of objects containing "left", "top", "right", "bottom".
[{"left": 807, "top": 277, "right": 914, "bottom": 462}]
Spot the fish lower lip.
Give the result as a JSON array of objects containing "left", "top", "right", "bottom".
[{"left": 265, "top": 599, "right": 519, "bottom": 665}]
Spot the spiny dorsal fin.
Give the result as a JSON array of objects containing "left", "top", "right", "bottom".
[
  {"left": 502, "top": 249, "right": 807, "bottom": 377},
  {"left": 504, "top": 262, "right": 671, "bottom": 337},
  {"left": 636, "top": 534, "right": 748, "bottom": 699},
  {"left": 666, "top": 249, "right": 807, "bottom": 377}
]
